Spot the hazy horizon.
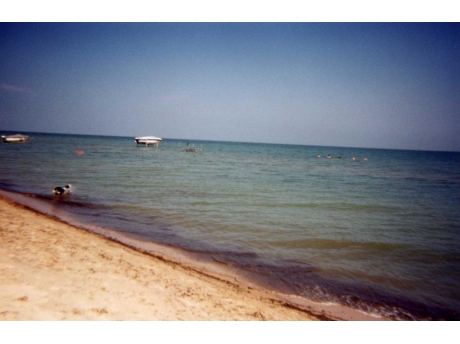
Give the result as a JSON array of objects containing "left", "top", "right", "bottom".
[{"left": 3, "top": 129, "right": 460, "bottom": 153}]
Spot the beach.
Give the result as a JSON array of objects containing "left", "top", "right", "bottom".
[
  {"left": 0, "top": 195, "right": 332, "bottom": 321},
  {"left": 2, "top": 136, "right": 459, "bottom": 320}
]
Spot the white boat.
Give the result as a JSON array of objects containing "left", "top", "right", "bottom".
[
  {"left": 1, "top": 134, "right": 30, "bottom": 143},
  {"left": 134, "top": 136, "right": 162, "bottom": 147}
]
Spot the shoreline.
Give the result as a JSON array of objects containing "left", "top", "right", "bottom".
[{"left": 0, "top": 191, "right": 383, "bottom": 320}]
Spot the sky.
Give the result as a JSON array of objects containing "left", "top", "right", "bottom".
[{"left": 1, "top": 22, "right": 459, "bottom": 151}]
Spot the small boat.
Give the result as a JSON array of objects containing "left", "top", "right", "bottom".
[
  {"left": 1, "top": 134, "right": 30, "bottom": 143},
  {"left": 134, "top": 136, "right": 162, "bottom": 147}
]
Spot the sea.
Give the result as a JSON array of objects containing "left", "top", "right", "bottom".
[{"left": 1, "top": 131, "right": 459, "bottom": 320}]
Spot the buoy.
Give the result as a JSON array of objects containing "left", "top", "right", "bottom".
[{"left": 75, "top": 150, "right": 84, "bottom": 155}]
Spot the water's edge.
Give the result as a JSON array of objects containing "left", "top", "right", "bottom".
[
  {"left": 0, "top": 188, "right": 384, "bottom": 321},
  {"left": 3, "top": 132, "right": 459, "bottom": 320}
]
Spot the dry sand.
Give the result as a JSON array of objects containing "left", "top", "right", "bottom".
[{"left": 0, "top": 195, "right": 327, "bottom": 321}]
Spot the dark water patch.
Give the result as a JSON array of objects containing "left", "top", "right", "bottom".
[
  {"left": 213, "top": 254, "right": 459, "bottom": 320},
  {"left": 268, "top": 238, "right": 409, "bottom": 251},
  {"left": 0, "top": 181, "right": 22, "bottom": 192}
]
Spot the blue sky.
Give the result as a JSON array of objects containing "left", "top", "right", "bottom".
[{"left": 1, "top": 22, "right": 459, "bottom": 151}]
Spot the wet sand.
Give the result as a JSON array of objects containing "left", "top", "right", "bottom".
[{"left": 0, "top": 194, "right": 380, "bottom": 320}]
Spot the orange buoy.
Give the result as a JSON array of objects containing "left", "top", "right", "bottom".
[{"left": 75, "top": 150, "right": 84, "bottom": 155}]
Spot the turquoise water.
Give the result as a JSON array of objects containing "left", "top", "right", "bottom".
[{"left": 1, "top": 132, "right": 460, "bottom": 320}]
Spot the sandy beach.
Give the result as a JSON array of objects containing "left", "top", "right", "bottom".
[{"left": 0, "top": 195, "right": 329, "bottom": 321}]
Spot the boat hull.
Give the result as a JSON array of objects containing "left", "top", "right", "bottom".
[
  {"left": 1, "top": 134, "right": 30, "bottom": 143},
  {"left": 134, "top": 136, "right": 162, "bottom": 147}
]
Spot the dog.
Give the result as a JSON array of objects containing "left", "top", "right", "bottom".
[{"left": 53, "top": 184, "right": 71, "bottom": 196}]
